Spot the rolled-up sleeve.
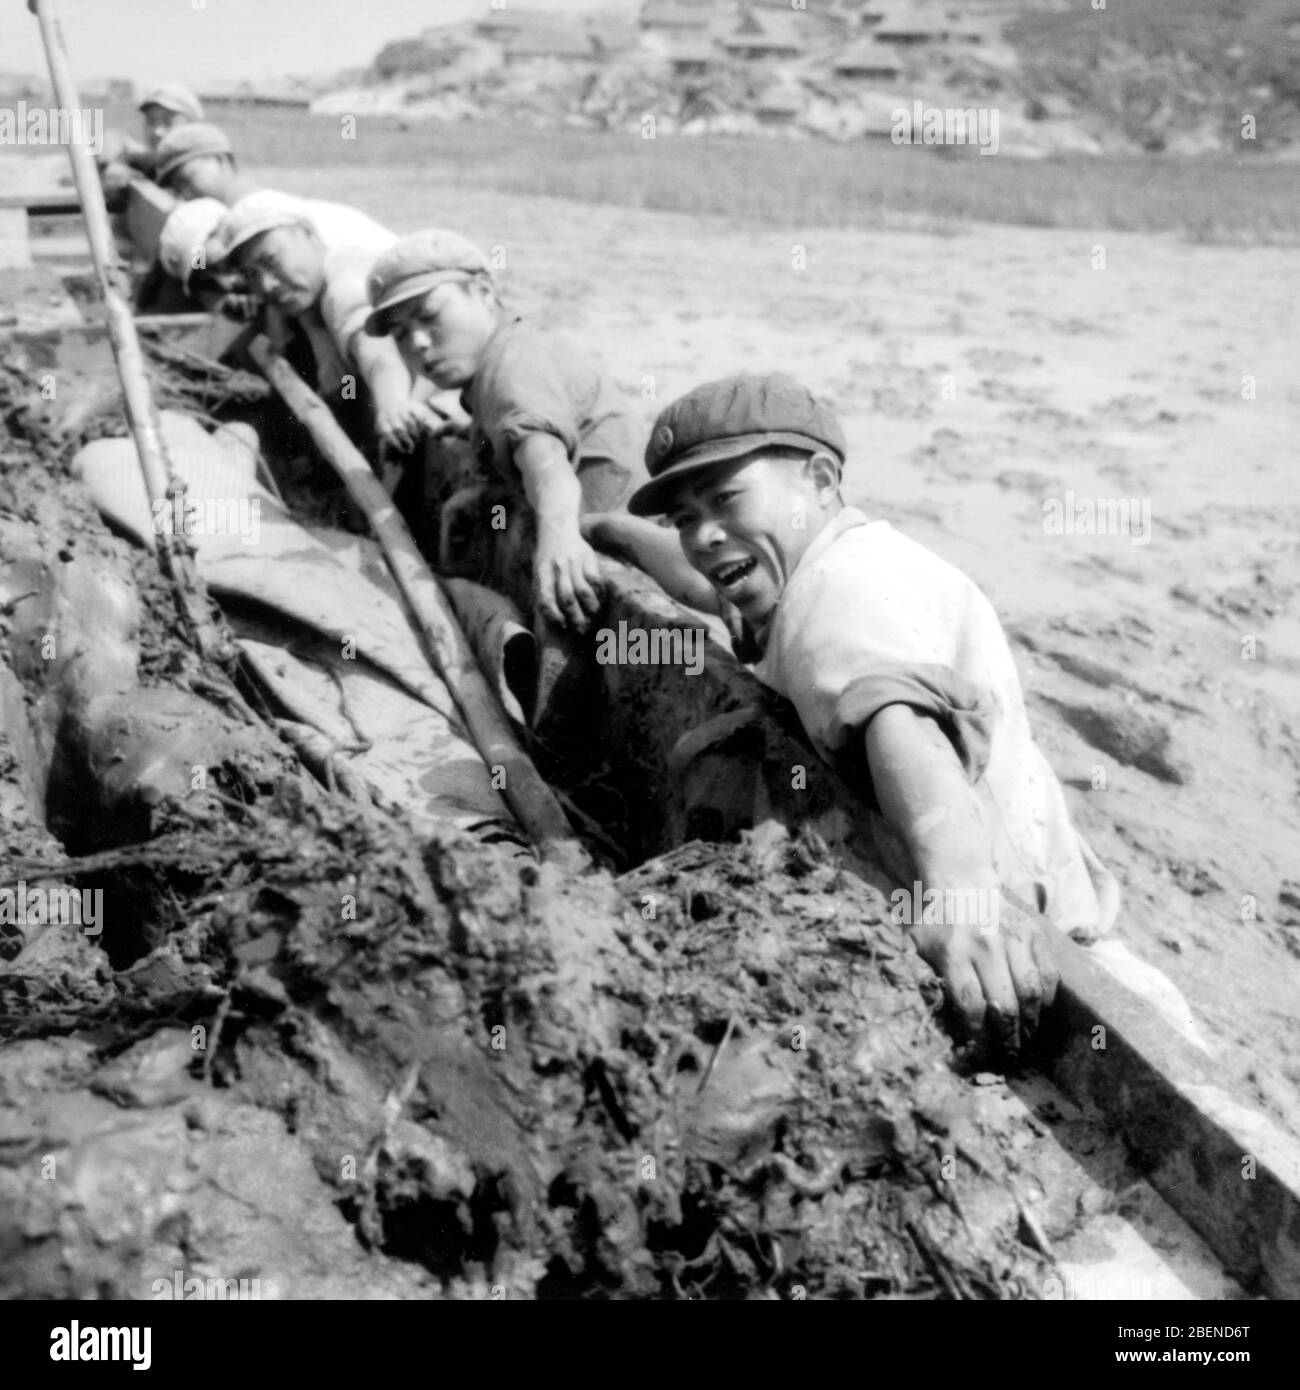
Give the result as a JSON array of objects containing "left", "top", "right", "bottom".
[
  {"left": 480, "top": 337, "right": 582, "bottom": 466},
  {"left": 828, "top": 662, "right": 997, "bottom": 783},
  {"left": 759, "top": 520, "right": 1005, "bottom": 797}
]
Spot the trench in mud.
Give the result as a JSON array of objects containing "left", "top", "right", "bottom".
[{"left": 0, "top": 342, "right": 1248, "bottom": 1301}]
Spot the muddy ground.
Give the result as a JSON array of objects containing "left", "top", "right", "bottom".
[
  {"left": 260, "top": 164, "right": 1300, "bottom": 1136},
  {"left": 1, "top": 167, "right": 1295, "bottom": 1300},
  {"left": 0, "top": 352, "right": 1069, "bottom": 1299}
]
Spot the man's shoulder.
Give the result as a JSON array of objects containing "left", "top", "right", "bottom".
[
  {"left": 320, "top": 241, "right": 387, "bottom": 292},
  {"left": 307, "top": 199, "right": 395, "bottom": 254},
  {"left": 770, "top": 514, "right": 992, "bottom": 653},
  {"left": 815, "top": 514, "right": 976, "bottom": 593},
  {"left": 490, "top": 318, "right": 589, "bottom": 369},
  {"left": 481, "top": 318, "right": 600, "bottom": 397},
  {"left": 319, "top": 247, "right": 385, "bottom": 354}
]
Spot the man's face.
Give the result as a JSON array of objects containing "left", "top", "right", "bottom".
[
  {"left": 236, "top": 225, "right": 326, "bottom": 313},
  {"left": 141, "top": 103, "right": 182, "bottom": 150},
  {"left": 667, "top": 451, "right": 840, "bottom": 626},
  {"left": 387, "top": 280, "right": 497, "bottom": 389},
  {"left": 169, "top": 154, "right": 236, "bottom": 203}
]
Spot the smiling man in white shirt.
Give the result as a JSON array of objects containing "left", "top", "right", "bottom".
[{"left": 589, "top": 373, "right": 1127, "bottom": 1056}]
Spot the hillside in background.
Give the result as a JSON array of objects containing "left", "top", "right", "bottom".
[
  {"left": 305, "top": 0, "right": 1300, "bottom": 157},
  {"left": 1010, "top": 0, "right": 1300, "bottom": 153}
]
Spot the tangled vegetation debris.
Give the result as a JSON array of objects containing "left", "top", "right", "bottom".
[{"left": 1, "top": 357, "right": 1050, "bottom": 1298}]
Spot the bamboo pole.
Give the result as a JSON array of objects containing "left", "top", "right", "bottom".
[
  {"left": 247, "top": 336, "right": 576, "bottom": 854},
  {"left": 28, "top": 0, "right": 222, "bottom": 661}
]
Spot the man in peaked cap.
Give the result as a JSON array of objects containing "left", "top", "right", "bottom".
[
  {"left": 584, "top": 373, "right": 1125, "bottom": 1057},
  {"left": 135, "top": 196, "right": 255, "bottom": 317},
  {"left": 153, "top": 122, "right": 248, "bottom": 204},
  {"left": 97, "top": 82, "right": 207, "bottom": 199},
  {"left": 157, "top": 197, "right": 226, "bottom": 291},
  {"left": 138, "top": 83, "right": 206, "bottom": 148},
  {"left": 364, "top": 228, "right": 648, "bottom": 630},
  {"left": 210, "top": 191, "right": 435, "bottom": 454}
]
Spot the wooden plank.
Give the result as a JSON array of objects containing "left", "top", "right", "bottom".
[
  {"left": 592, "top": 556, "right": 1300, "bottom": 1297},
  {"left": 26, "top": 211, "right": 84, "bottom": 238},
  {"left": 1044, "top": 937, "right": 1300, "bottom": 1299},
  {"left": 0, "top": 191, "right": 81, "bottom": 213},
  {"left": 6, "top": 314, "right": 250, "bottom": 370}
]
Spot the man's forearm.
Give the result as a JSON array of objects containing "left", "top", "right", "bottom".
[
  {"left": 516, "top": 435, "right": 583, "bottom": 534},
  {"left": 352, "top": 335, "right": 413, "bottom": 410},
  {"left": 865, "top": 703, "right": 1056, "bottom": 1050},
  {"left": 865, "top": 704, "right": 998, "bottom": 892}
]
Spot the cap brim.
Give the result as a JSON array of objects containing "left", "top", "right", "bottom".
[
  {"left": 157, "top": 150, "right": 233, "bottom": 189},
  {"left": 139, "top": 98, "right": 190, "bottom": 117},
  {"left": 627, "top": 431, "right": 832, "bottom": 517},
  {"left": 209, "top": 212, "right": 306, "bottom": 265},
  {"left": 363, "top": 269, "right": 481, "bottom": 337}
]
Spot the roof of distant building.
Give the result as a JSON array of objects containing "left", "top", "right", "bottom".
[
  {"left": 872, "top": 5, "right": 950, "bottom": 38},
  {"left": 723, "top": 11, "right": 807, "bottom": 52},
  {"left": 505, "top": 28, "right": 595, "bottom": 59},
  {"left": 586, "top": 18, "right": 640, "bottom": 53},
  {"left": 832, "top": 36, "right": 902, "bottom": 71},
  {"left": 641, "top": 2, "right": 713, "bottom": 30},
  {"left": 477, "top": 9, "right": 571, "bottom": 37},
  {"left": 669, "top": 37, "right": 723, "bottom": 64}
]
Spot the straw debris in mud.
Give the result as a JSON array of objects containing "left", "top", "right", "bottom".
[{"left": 1, "top": 360, "right": 1050, "bottom": 1299}]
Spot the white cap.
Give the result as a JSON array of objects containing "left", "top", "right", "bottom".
[
  {"left": 209, "top": 190, "right": 315, "bottom": 265},
  {"left": 158, "top": 197, "right": 227, "bottom": 289},
  {"left": 138, "top": 83, "right": 205, "bottom": 122}
]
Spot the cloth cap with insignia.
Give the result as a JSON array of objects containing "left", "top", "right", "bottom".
[
  {"left": 364, "top": 229, "right": 492, "bottom": 337},
  {"left": 628, "top": 373, "right": 846, "bottom": 517},
  {"left": 158, "top": 197, "right": 227, "bottom": 289},
  {"left": 138, "top": 82, "right": 205, "bottom": 122},
  {"left": 208, "top": 190, "right": 315, "bottom": 265},
  {"left": 154, "top": 121, "right": 233, "bottom": 186}
]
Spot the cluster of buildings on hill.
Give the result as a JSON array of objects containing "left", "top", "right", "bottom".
[
  {"left": 0, "top": 4, "right": 1017, "bottom": 112},
  {"left": 458, "top": 1, "right": 1001, "bottom": 77},
  {"left": 305, "top": 1, "right": 1111, "bottom": 151}
]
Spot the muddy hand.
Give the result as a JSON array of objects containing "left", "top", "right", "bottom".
[
  {"left": 375, "top": 400, "right": 440, "bottom": 454},
  {"left": 911, "top": 895, "right": 1060, "bottom": 1061},
  {"left": 534, "top": 532, "right": 603, "bottom": 632}
]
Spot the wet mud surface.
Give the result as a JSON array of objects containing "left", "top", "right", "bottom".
[{"left": 0, "top": 361, "right": 1055, "bottom": 1298}]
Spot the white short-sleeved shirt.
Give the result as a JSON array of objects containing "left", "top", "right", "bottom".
[
  {"left": 752, "top": 506, "right": 1119, "bottom": 938},
  {"left": 272, "top": 196, "right": 395, "bottom": 397},
  {"left": 298, "top": 199, "right": 394, "bottom": 257}
]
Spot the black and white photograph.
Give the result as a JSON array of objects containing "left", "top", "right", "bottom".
[{"left": 0, "top": 0, "right": 1296, "bottom": 1335}]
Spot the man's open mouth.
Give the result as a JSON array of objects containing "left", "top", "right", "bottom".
[{"left": 711, "top": 557, "right": 758, "bottom": 593}]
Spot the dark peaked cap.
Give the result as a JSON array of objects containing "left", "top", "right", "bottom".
[{"left": 628, "top": 373, "right": 846, "bottom": 517}]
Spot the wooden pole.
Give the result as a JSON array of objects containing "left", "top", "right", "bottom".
[
  {"left": 28, "top": 0, "right": 222, "bottom": 662},
  {"left": 248, "top": 337, "right": 576, "bottom": 854}
]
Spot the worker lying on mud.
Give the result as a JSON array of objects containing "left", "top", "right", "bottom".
[
  {"left": 97, "top": 82, "right": 204, "bottom": 203},
  {"left": 210, "top": 192, "right": 438, "bottom": 455},
  {"left": 135, "top": 197, "right": 257, "bottom": 318},
  {"left": 584, "top": 374, "right": 1121, "bottom": 1055},
  {"left": 363, "top": 229, "right": 649, "bottom": 630},
  {"left": 153, "top": 122, "right": 250, "bottom": 204}
]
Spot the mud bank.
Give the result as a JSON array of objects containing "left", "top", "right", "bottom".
[
  {"left": 0, "top": 361, "right": 1057, "bottom": 1299},
  {"left": 1, "top": 808, "right": 1053, "bottom": 1299}
]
